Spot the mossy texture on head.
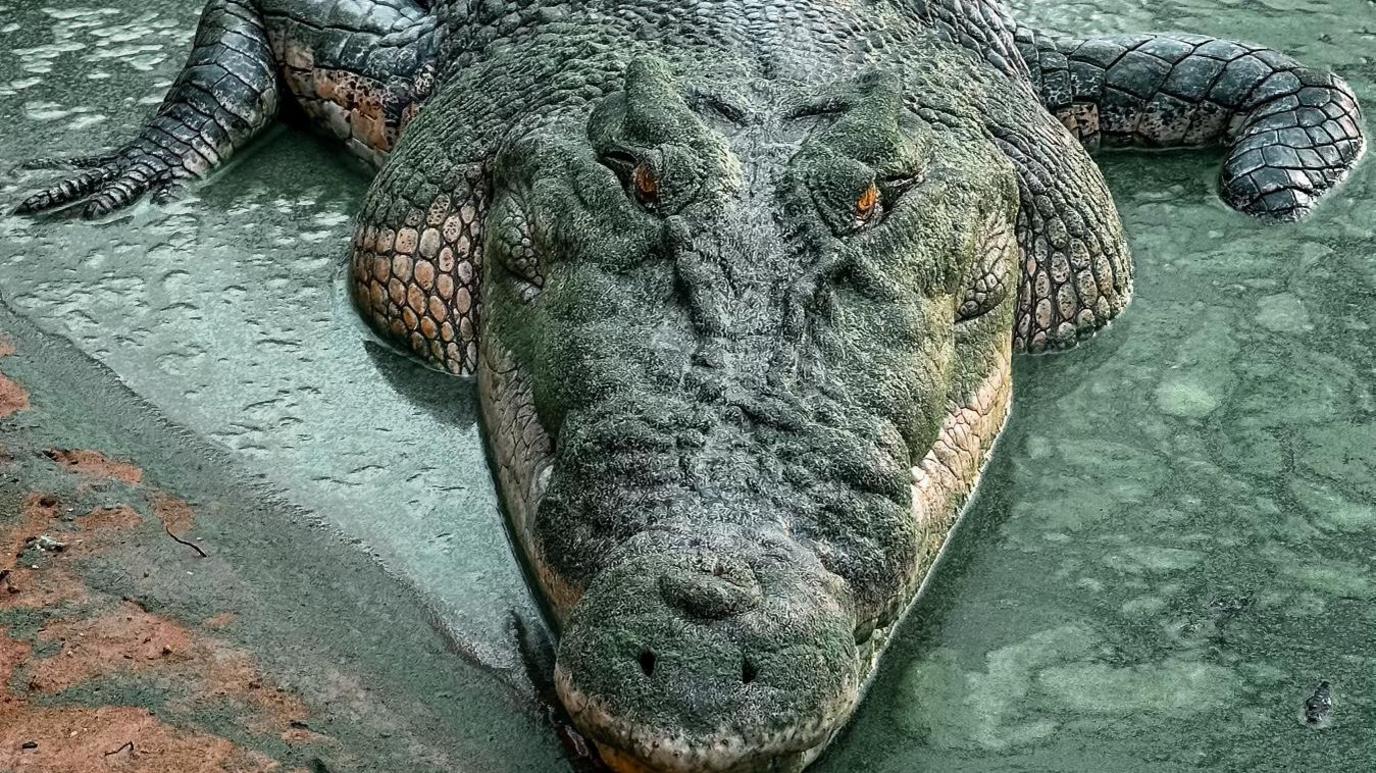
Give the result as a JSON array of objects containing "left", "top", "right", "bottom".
[{"left": 472, "top": 43, "right": 1028, "bottom": 771}]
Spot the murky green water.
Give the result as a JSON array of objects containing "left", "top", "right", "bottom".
[{"left": 1, "top": 1, "right": 1372, "bottom": 770}]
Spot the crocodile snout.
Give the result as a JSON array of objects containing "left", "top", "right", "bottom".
[{"left": 555, "top": 528, "right": 860, "bottom": 773}]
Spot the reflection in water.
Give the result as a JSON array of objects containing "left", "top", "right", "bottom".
[{"left": 0, "top": 0, "right": 1372, "bottom": 770}]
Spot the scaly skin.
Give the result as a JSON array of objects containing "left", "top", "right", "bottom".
[
  {"left": 15, "top": 1, "right": 1366, "bottom": 770},
  {"left": 1017, "top": 29, "right": 1366, "bottom": 221}
]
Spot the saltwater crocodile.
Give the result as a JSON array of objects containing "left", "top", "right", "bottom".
[{"left": 15, "top": 1, "right": 1365, "bottom": 770}]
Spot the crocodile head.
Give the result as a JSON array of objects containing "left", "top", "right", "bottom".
[{"left": 478, "top": 56, "right": 1020, "bottom": 771}]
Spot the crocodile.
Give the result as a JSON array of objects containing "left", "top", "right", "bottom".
[{"left": 15, "top": 1, "right": 1365, "bottom": 770}]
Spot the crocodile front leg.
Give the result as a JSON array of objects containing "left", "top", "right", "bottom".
[
  {"left": 985, "top": 81, "right": 1134, "bottom": 352},
  {"left": 261, "top": 0, "right": 439, "bottom": 166},
  {"left": 17, "top": 0, "right": 279, "bottom": 218},
  {"left": 15, "top": 0, "right": 439, "bottom": 219},
  {"left": 1018, "top": 29, "right": 1366, "bottom": 221},
  {"left": 350, "top": 146, "right": 488, "bottom": 376}
]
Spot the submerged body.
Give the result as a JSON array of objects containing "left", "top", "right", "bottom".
[{"left": 15, "top": 1, "right": 1365, "bottom": 770}]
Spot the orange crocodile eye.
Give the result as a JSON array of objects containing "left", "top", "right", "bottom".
[
  {"left": 632, "top": 162, "right": 658, "bottom": 205},
  {"left": 856, "top": 182, "right": 880, "bottom": 221}
]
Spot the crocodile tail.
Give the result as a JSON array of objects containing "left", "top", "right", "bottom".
[{"left": 1017, "top": 28, "right": 1366, "bottom": 221}]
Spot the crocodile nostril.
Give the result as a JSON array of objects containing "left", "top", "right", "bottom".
[
  {"left": 741, "top": 656, "right": 758, "bottom": 685},
  {"left": 638, "top": 647, "right": 657, "bottom": 677}
]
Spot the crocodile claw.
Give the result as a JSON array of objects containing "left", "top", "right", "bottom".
[{"left": 15, "top": 146, "right": 190, "bottom": 219}]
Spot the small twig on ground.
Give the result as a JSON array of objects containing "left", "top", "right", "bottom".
[
  {"left": 164, "top": 525, "right": 207, "bottom": 558},
  {"left": 104, "top": 741, "right": 134, "bottom": 757}
]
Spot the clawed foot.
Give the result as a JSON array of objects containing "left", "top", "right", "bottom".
[{"left": 14, "top": 146, "right": 192, "bottom": 219}]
